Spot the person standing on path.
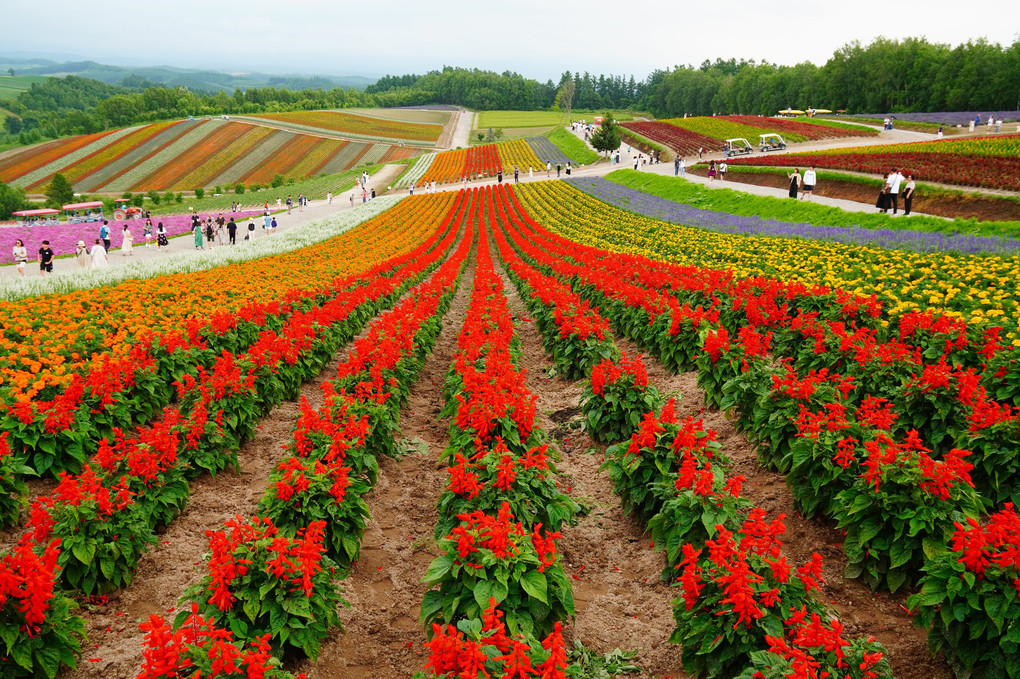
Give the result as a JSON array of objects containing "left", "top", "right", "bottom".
[
  {"left": 327, "top": 191, "right": 333, "bottom": 205},
  {"left": 38, "top": 241, "right": 54, "bottom": 276},
  {"left": 708, "top": 160, "right": 717, "bottom": 181},
  {"left": 674, "top": 157, "right": 680, "bottom": 176},
  {"left": 122, "top": 226, "right": 133, "bottom": 256},
  {"left": 514, "top": 167, "right": 519, "bottom": 184},
  {"left": 12, "top": 239, "right": 27, "bottom": 277},
  {"left": 887, "top": 168, "right": 904, "bottom": 214},
  {"left": 370, "top": 188, "right": 376, "bottom": 200},
  {"left": 788, "top": 169, "right": 801, "bottom": 198},
  {"left": 556, "top": 164, "right": 561, "bottom": 178},
  {"left": 286, "top": 196, "right": 293, "bottom": 214},
  {"left": 75, "top": 240, "right": 89, "bottom": 269},
  {"left": 227, "top": 218, "right": 237, "bottom": 245},
  {"left": 679, "top": 157, "right": 686, "bottom": 177},
  {"left": 903, "top": 174, "right": 916, "bottom": 216},
  {"left": 349, "top": 193, "right": 355, "bottom": 208},
  {"left": 205, "top": 219, "right": 215, "bottom": 248},
  {"left": 271, "top": 216, "right": 278, "bottom": 233},
  {"left": 528, "top": 166, "right": 533, "bottom": 180},
  {"left": 698, "top": 146, "right": 704, "bottom": 160},
  {"left": 719, "top": 161, "right": 727, "bottom": 181},
  {"left": 247, "top": 218, "right": 256, "bottom": 241},
  {"left": 801, "top": 166, "right": 816, "bottom": 201},
  {"left": 298, "top": 194, "right": 305, "bottom": 212},
  {"left": 497, "top": 170, "right": 503, "bottom": 184},
  {"left": 877, "top": 173, "right": 891, "bottom": 213},
  {"left": 143, "top": 220, "right": 153, "bottom": 248},
  {"left": 633, "top": 155, "right": 639, "bottom": 170},
  {"left": 89, "top": 239, "right": 108, "bottom": 268},
  {"left": 193, "top": 218, "right": 204, "bottom": 249},
  {"left": 937, "top": 126, "right": 944, "bottom": 139},
  {"left": 155, "top": 222, "right": 168, "bottom": 251},
  {"left": 263, "top": 212, "right": 271, "bottom": 234},
  {"left": 546, "top": 162, "right": 551, "bottom": 177},
  {"left": 99, "top": 221, "right": 111, "bottom": 252}
]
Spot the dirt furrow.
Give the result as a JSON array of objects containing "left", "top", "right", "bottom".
[
  {"left": 493, "top": 252, "right": 686, "bottom": 679},
  {"left": 295, "top": 262, "right": 476, "bottom": 679},
  {"left": 612, "top": 335, "right": 950, "bottom": 679}
]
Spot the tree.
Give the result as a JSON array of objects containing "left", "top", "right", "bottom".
[
  {"left": 7, "top": 68, "right": 13, "bottom": 77},
  {"left": 234, "top": 183, "right": 245, "bottom": 195},
  {"left": 147, "top": 189, "right": 161, "bottom": 205},
  {"left": 194, "top": 187, "right": 205, "bottom": 199},
  {"left": 3, "top": 116, "right": 21, "bottom": 135},
  {"left": 589, "top": 114, "right": 621, "bottom": 156},
  {"left": 271, "top": 174, "right": 285, "bottom": 188},
  {"left": 44, "top": 173, "right": 74, "bottom": 208},
  {"left": 0, "top": 181, "right": 28, "bottom": 220},
  {"left": 556, "top": 79, "right": 575, "bottom": 123}
]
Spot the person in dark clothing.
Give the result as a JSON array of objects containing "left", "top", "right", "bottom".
[
  {"left": 38, "top": 240, "right": 54, "bottom": 276},
  {"left": 227, "top": 219, "right": 237, "bottom": 245}
]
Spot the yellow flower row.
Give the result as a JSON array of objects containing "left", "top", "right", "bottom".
[{"left": 514, "top": 181, "right": 1020, "bottom": 343}]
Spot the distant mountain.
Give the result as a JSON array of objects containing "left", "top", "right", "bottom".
[{"left": 0, "top": 56, "right": 377, "bottom": 92}]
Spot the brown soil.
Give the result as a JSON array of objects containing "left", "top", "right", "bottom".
[
  {"left": 292, "top": 260, "right": 477, "bottom": 679},
  {"left": 688, "top": 167, "right": 1020, "bottom": 222},
  {"left": 494, "top": 250, "right": 686, "bottom": 679},
  {"left": 609, "top": 332, "right": 951, "bottom": 679}
]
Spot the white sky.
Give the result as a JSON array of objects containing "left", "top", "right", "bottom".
[{"left": 5, "top": 0, "right": 1018, "bottom": 82}]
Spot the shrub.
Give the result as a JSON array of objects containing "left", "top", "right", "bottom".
[
  {"left": 234, "top": 183, "right": 245, "bottom": 195},
  {"left": 194, "top": 187, "right": 205, "bottom": 200},
  {"left": 147, "top": 189, "right": 161, "bottom": 205},
  {"left": 271, "top": 174, "right": 285, "bottom": 188}
]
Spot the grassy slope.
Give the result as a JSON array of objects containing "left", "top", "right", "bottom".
[
  {"left": 605, "top": 168, "right": 1020, "bottom": 238},
  {"left": 145, "top": 164, "right": 389, "bottom": 215},
  {"left": 0, "top": 75, "right": 49, "bottom": 100},
  {"left": 545, "top": 127, "right": 599, "bottom": 165}
]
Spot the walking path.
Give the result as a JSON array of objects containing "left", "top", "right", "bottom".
[
  {"left": 449, "top": 109, "right": 474, "bottom": 149},
  {"left": 0, "top": 164, "right": 405, "bottom": 280}
]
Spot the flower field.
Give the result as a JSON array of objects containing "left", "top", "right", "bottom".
[
  {"left": 727, "top": 134, "right": 1020, "bottom": 191},
  {"left": 416, "top": 138, "right": 552, "bottom": 187},
  {"left": 242, "top": 110, "right": 444, "bottom": 145},
  {"left": 621, "top": 121, "right": 722, "bottom": 156},
  {"left": 3, "top": 177, "right": 1020, "bottom": 679},
  {"left": 657, "top": 115, "right": 878, "bottom": 144},
  {"left": 0, "top": 120, "right": 419, "bottom": 193}
]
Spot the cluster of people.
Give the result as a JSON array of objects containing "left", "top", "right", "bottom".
[
  {"left": 786, "top": 167, "right": 817, "bottom": 200},
  {"left": 706, "top": 159, "right": 728, "bottom": 181},
  {"left": 410, "top": 181, "right": 436, "bottom": 195},
  {"left": 876, "top": 168, "right": 916, "bottom": 215}
]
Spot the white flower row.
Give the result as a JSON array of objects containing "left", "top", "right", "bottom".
[
  {"left": 0, "top": 196, "right": 404, "bottom": 301},
  {"left": 392, "top": 153, "right": 436, "bottom": 189},
  {"left": 12, "top": 126, "right": 142, "bottom": 189},
  {"left": 98, "top": 120, "right": 227, "bottom": 193}
]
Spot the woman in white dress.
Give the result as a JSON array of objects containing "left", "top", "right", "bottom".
[
  {"left": 90, "top": 239, "right": 109, "bottom": 268},
  {"left": 121, "top": 226, "right": 133, "bottom": 256},
  {"left": 12, "top": 239, "right": 27, "bottom": 277}
]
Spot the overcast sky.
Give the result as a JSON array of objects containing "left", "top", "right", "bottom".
[{"left": 5, "top": 0, "right": 1017, "bottom": 81}]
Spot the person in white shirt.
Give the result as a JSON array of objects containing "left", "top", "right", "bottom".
[
  {"left": 718, "top": 161, "right": 728, "bottom": 180},
  {"left": 679, "top": 157, "right": 686, "bottom": 177},
  {"left": 801, "top": 166, "right": 817, "bottom": 200},
  {"left": 887, "top": 168, "right": 904, "bottom": 214}
]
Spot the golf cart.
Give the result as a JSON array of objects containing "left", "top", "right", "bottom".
[
  {"left": 759, "top": 133, "right": 786, "bottom": 152},
  {"left": 723, "top": 138, "right": 753, "bottom": 158}
]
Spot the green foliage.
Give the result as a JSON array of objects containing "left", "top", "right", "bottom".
[
  {"left": 234, "top": 182, "right": 245, "bottom": 195},
  {"left": 130, "top": 194, "right": 143, "bottom": 207},
  {"left": 271, "top": 174, "right": 285, "bottom": 188},
  {"left": 580, "top": 358, "right": 663, "bottom": 444},
  {"left": 545, "top": 127, "right": 599, "bottom": 165},
  {"left": 147, "top": 189, "right": 160, "bottom": 205},
  {"left": 250, "top": 183, "right": 261, "bottom": 192},
  {"left": 193, "top": 187, "right": 204, "bottom": 199},
  {"left": 605, "top": 168, "right": 1020, "bottom": 240},
  {"left": 564, "top": 641, "right": 641, "bottom": 678},
  {"left": 44, "top": 173, "right": 73, "bottom": 208},
  {"left": 588, "top": 114, "right": 621, "bottom": 155},
  {"left": 0, "top": 180, "right": 29, "bottom": 220}
]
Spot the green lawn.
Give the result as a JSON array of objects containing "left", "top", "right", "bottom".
[
  {"left": 476, "top": 109, "right": 638, "bottom": 129},
  {"left": 0, "top": 75, "right": 49, "bottom": 101}
]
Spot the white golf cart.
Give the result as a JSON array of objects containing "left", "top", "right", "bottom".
[
  {"left": 758, "top": 133, "right": 787, "bottom": 152},
  {"left": 723, "top": 138, "right": 754, "bottom": 158}
]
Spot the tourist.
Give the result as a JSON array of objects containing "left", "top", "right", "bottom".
[
  {"left": 546, "top": 162, "right": 551, "bottom": 177},
  {"left": 708, "top": 160, "right": 717, "bottom": 182},
  {"left": 143, "top": 219, "right": 153, "bottom": 247},
  {"left": 497, "top": 170, "right": 503, "bottom": 184},
  {"left": 556, "top": 164, "right": 561, "bottom": 178},
  {"left": 271, "top": 216, "right": 278, "bottom": 233},
  {"left": 205, "top": 219, "right": 215, "bottom": 247},
  {"left": 298, "top": 194, "right": 305, "bottom": 211},
  {"left": 877, "top": 173, "right": 891, "bottom": 213},
  {"left": 327, "top": 191, "right": 333, "bottom": 205},
  {"left": 90, "top": 239, "right": 108, "bottom": 268},
  {"left": 38, "top": 240, "right": 54, "bottom": 277},
  {"left": 225, "top": 218, "right": 236, "bottom": 245},
  {"left": 528, "top": 166, "right": 533, "bottom": 180},
  {"left": 371, "top": 188, "right": 376, "bottom": 200},
  {"left": 679, "top": 157, "right": 686, "bottom": 177},
  {"left": 349, "top": 193, "right": 355, "bottom": 208},
  {"left": 122, "top": 226, "right": 133, "bottom": 256},
  {"left": 216, "top": 218, "right": 225, "bottom": 243},
  {"left": 903, "top": 174, "right": 916, "bottom": 216},
  {"left": 698, "top": 146, "right": 703, "bottom": 160},
  {"left": 75, "top": 240, "right": 89, "bottom": 269},
  {"left": 99, "top": 221, "right": 111, "bottom": 252},
  {"left": 247, "top": 218, "right": 256, "bottom": 241},
  {"left": 633, "top": 155, "right": 639, "bottom": 170},
  {"left": 788, "top": 169, "right": 801, "bottom": 198},
  {"left": 718, "top": 160, "right": 727, "bottom": 181},
  {"left": 362, "top": 188, "right": 368, "bottom": 203},
  {"left": 887, "top": 168, "right": 904, "bottom": 214},
  {"left": 263, "top": 212, "right": 271, "bottom": 233},
  {"left": 674, "top": 157, "right": 680, "bottom": 176},
  {"left": 801, "top": 166, "right": 816, "bottom": 200},
  {"left": 12, "top": 239, "right": 27, "bottom": 277},
  {"left": 286, "top": 195, "right": 293, "bottom": 214},
  {"left": 430, "top": 180, "right": 436, "bottom": 192},
  {"left": 937, "top": 125, "right": 944, "bottom": 139},
  {"left": 996, "top": 118, "right": 1003, "bottom": 133},
  {"left": 514, "top": 167, "right": 519, "bottom": 184},
  {"left": 193, "top": 218, "right": 204, "bottom": 249},
  {"left": 565, "top": 162, "right": 571, "bottom": 176},
  {"left": 154, "top": 222, "right": 167, "bottom": 251}
]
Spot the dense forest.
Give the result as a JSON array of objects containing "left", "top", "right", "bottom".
[{"left": 2, "top": 36, "right": 1017, "bottom": 149}]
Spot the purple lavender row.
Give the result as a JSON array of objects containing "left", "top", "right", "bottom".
[
  {"left": 1, "top": 211, "right": 263, "bottom": 259},
  {"left": 525, "top": 136, "right": 571, "bottom": 165},
  {"left": 849, "top": 111, "right": 1020, "bottom": 126},
  {"left": 564, "top": 176, "right": 1020, "bottom": 255}
]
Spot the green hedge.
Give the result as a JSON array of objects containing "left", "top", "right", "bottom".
[{"left": 545, "top": 127, "right": 600, "bottom": 165}]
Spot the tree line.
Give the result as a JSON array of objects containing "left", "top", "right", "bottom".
[{"left": 2, "top": 37, "right": 1017, "bottom": 150}]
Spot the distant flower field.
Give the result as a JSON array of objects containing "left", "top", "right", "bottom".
[{"left": 0, "top": 118, "right": 421, "bottom": 193}]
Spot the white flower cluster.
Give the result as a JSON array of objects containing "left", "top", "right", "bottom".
[
  {"left": 0, "top": 196, "right": 404, "bottom": 301},
  {"left": 392, "top": 153, "right": 436, "bottom": 189}
]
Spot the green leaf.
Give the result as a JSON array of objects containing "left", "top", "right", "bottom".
[
  {"left": 423, "top": 554, "right": 454, "bottom": 584},
  {"left": 72, "top": 540, "right": 96, "bottom": 566},
  {"left": 520, "top": 570, "right": 548, "bottom": 605}
]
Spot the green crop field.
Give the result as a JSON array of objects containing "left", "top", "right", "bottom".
[
  {"left": 0, "top": 75, "right": 49, "bottom": 100},
  {"left": 476, "top": 109, "right": 638, "bottom": 129}
]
